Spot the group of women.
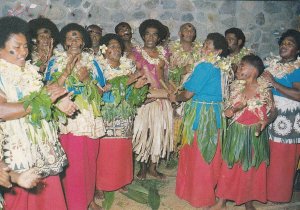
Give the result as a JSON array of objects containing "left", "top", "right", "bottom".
[{"left": 0, "top": 14, "right": 299, "bottom": 210}]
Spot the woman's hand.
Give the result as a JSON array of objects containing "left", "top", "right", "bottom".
[
  {"left": 10, "top": 168, "right": 41, "bottom": 189},
  {"left": 65, "top": 54, "right": 81, "bottom": 76},
  {"left": 46, "top": 83, "right": 68, "bottom": 103},
  {"left": 77, "top": 66, "right": 90, "bottom": 82},
  {"left": 56, "top": 92, "right": 78, "bottom": 116},
  {"left": 261, "top": 71, "right": 275, "bottom": 86},
  {"left": 255, "top": 120, "right": 268, "bottom": 136},
  {"left": 168, "top": 93, "right": 176, "bottom": 103},
  {"left": 134, "top": 75, "right": 148, "bottom": 88},
  {"left": 224, "top": 108, "right": 234, "bottom": 118},
  {"left": 102, "top": 84, "right": 112, "bottom": 92},
  {"left": 0, "top": 161, "right": 12, "bottom": 188}
]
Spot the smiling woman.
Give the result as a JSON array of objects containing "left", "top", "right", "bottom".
[
  {"left": 0, "top": 16, "right": 77, "bottom": 210},
  {"left": 262, "top": 29, "right": 300, "bottom": 203},
  {"left": 44, "top": 22, "right": 105, "bottom": 210}
]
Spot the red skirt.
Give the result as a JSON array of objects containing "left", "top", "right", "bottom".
[
  {"left": 4, "top": 175, "right": 66, "bottom": 210},
  {"left": 267, "top": 141, "right": 300, "bottom": 202},
  {"left": 60, "top": 133, "right": 100, "bottom": 210},
  {"left": 216, "top": 162, "right": 267, "bottom": 205},
  {"left": 175, "top": 134, "right": 221, "bottom": 208},
  {"left": 96, "top": 138, "right": 133, "bottom": 191}
]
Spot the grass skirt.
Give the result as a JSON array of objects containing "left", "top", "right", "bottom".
[{"left": 132, "top": 99, "right": 173, "bottom": 163}]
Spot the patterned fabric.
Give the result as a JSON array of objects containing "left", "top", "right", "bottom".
[
  {"left": 0, "top": 59, "right": 67, "bottom": 176},
  {"left": 104, "top": 117, "right": 133, "bottom": 138},
  {"left": 269, "top": 96, "right": 300, "bottom": 143},
  {"left": 268, "top": 68, "right": 300, "bottom": 144}
]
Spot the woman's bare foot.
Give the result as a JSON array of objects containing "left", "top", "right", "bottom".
[
  {"left": 94, "top": 189, "right": 104, "bottom": 201},
  {"left": 118, "top": 186, "right": 128, "bottom": 193},
  {"left": 245, "top": 201, "right": 256, "bottom": 210},
  {"left": 88, "top": 200, "right": 103, "bottom": 210},
  {"left": 148, "top": 162, "right": 166, "bottom": 180},
  {"left": 136, "top": 162, "right": 147, "bottom": 180},
  {"left": 210, "top": 198, "right": 226, "bottom": 210}
]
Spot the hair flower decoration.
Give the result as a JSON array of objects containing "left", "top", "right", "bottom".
[{"left": 100, "top": 44, "right": 108, "bottom": 54}]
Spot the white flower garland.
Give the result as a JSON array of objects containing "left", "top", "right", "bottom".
[
  {"left": 196, "top": 52, "right": 232, "bottom": 74},
  {"left": 97, "top": 54, "right": 136, "bottom": 80},
  {"left": 136, "top": 45, "right": 169, "bottom": 66},
  {"left": 227, "top": 77, "right": 272, "bottom": 122},
  {"left": 169, "top": 39, "right": 202, "bottom": 66},
  {"left": 265, "top": 55, "right": 300, "bottom": 79},
  {"left": 0, "top": 59, "right": 42, "bottom": 96},
  {"left": 53, "top": 49, "right": 95, "bottom": 74},
  {"left": 228, "top": 47, "right": 253, "bottom": 65}
]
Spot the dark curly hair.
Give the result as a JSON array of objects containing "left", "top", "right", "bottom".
[
  {"left": 139, "top": 19, "right": 166, "bottom": 43},
  {"left": 206, "top": 33, "right": 229, "bottom": 58},
  {"left": 60, "top": 23, "right": 91, "bottom": 50},
  {"left": 278, "top": 29, "right": 300, "bottom": 57},
  {"left": 0, "top": 16, "right": 29, "bottom": 49},
  {"left": 28, "top": 17, "right": 60, "bottom": 46},
  {"left": 241, "top": 54, "right": 265, "bottom": 76},
  {"left": 225, "top": 27, "right": 246, "bottom": 49},
  {"left": 114, "top": 22, "right": 131, "bottom": 34},
  {"left": 99, "top": 33, "right": 125, "bottom": 55}
]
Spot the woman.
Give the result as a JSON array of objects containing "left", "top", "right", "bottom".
[
  {"left": 169, "top": 33, "right": 230, "bottom": 208},
  {"left": 0, "top": 16, "right": 76, "bottom": 210},
  {"left": 28, "top": 17, "right": 59, "bottom": 74},
  {"left": 132, "top": 19, "right": 173, "bottom": 180},
  {"left": 263, "top": 29, "right": 300, "bottom": 203},
  {"left": 216, "top": 55, "right": 276, "bottom": 210},
  {"left": 95, "top": 33, "right": 147, "bottom": 198},
  {"left": 45, "top": 23, "right": 105, "bottom": 210}
]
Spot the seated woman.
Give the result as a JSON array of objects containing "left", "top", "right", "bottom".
[
  {"left": 94, "top": 33, "right": 148, "bottom": 201},
  {"left": 44, "top": 23, "right": 106, "bottom": 210},
  {"left": 28, "top": 17, "right": 60, "bottom": 74},
  {"left": 215, "top": 55, "right": 276, "bottom": 210},
  {"left": 0, "top": 16, "right": 76, "bottom": 210}
]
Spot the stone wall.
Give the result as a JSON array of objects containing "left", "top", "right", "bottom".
[{"left": 1, "top": 0, "right": 299, "bottom": 58}]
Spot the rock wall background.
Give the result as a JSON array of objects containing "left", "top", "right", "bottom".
[{"left": 1, "top": 0, "right": 300, "bottom": 58}]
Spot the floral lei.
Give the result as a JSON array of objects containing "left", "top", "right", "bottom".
[
  {"left": 97, "top": 54, "right": 136, "bottom": 80},
  {"left": 228, "top": 47, "right": 253, "bottom": 65},
  {"left": 51, "top": 49, "right": 102, "bottom": 117},
  {"left": 197, "top": 52, "right": 232, "bottom": 74},
  {"left": 169, "top": 39, "right": 203, "bottom": 66},
  {"left": 53, "top": 49, "right": 95, "bottom": 73},
  {"left": 0, "top": 59, "right": 42, "bottom": 96},
  {"left": 136, "top": 45, "right": 169, "bottom": 66},
  {"left": 226, "top": 77, "right": 272, "bottom": 123},
  {"left": 265, "top": 55, "right": 300, "bottom": 79}
]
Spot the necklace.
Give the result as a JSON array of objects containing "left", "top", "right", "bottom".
[
  {"left": 265, "top": 55, "right": 300, "bottom": 78},
  {"left": 98, "top": 55, "right": 136, "bottom": 80},
  {"left": 138, "top": 46, "right": 168, "bottom": 65}
]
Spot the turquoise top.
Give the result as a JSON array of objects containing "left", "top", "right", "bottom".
[{"left": 183, "top": 62, "right": 223, "bottom": 130}]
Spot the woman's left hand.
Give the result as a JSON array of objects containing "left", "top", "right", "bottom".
[
  {"left": 56, "top": 92, "right": 78, "bottom": 116},
  {"left": 77, "top": 66, "right": 90, "bottom": 82},
  {"left": 261, "top": 71, "right": 275, "bottom": 86},
  {"left": 134, "top": 75, "right": 148, "bottom": 88},
  {"left": 46, "top": 83, "right": 68, "bottom": 103},
  {"left": 168, "top": 93, "right": 176, "bottom": 103}
]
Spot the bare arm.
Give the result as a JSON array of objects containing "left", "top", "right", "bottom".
[
  {"left": 0, "top": 84, "right": 67, "bottom": 121},
  {"left": 263, "top": 71, "right": 300, "bottom": 101},
  {"left": 0, "top": 91, "right": 30, "bottom": 121},
  {"left": 56, "top": 54, "right": 81, "bottom": 86},
  {"left": 169, "top": 90, "right": 194, "bottom": 103}
]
